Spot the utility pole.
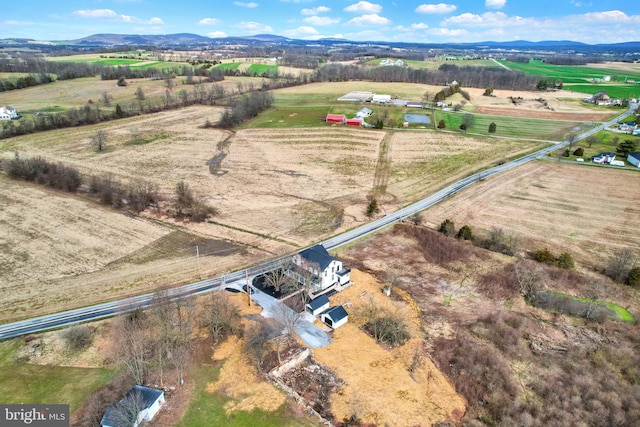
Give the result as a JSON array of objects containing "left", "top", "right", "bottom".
[
  {"left": 195, "top": 245, "right": 201, "bottom": 279},
  {"left": 246, "top": 269, "right": 251, "bottom": 306}
]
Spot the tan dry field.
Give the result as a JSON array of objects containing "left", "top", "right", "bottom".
[
  {"left": 586, "top": 61, "right": 640, "bottom": 74},
  {"left": 0, "top": 82, "right": 608, "bottom": 321},
  {"left": 0, "top": 75, "right": 267, "bottom": 111},
  {"left": 421, "top": 160, "right": 640, "bottom": 268}
]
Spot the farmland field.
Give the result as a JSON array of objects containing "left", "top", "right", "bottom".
[
  {"left": 421, "top": 160, "right": 640, "bottom": 267},
  {"left": 0, "top": 79, "right": 621, "bottom": 322}
]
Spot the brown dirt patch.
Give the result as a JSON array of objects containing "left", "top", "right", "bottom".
[{"left": 312, "top": 269, "right": 466, "bottom": 426}]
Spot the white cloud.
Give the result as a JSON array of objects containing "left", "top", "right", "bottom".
[
  {"left": 2, "top": 20, "right": 34, "bottom": 26},
  {"left": 415, "top": 3, "right": 457, "bottom": 14},
  {"left": 282, "top": 25, "right": 321, "bottom": 38},
  {"left": 346, "top": 14, "right": 390, "bottom": 26},
  {"left": 344, "top": 1, "right": 382, "bottom": 14},
  {"left": 301, "top": 6, "right": 330, "bottom": 15},
  {"left": 485, "top": 0, "right": 506, "bottom": 8},
  {"left": 428, "top": 27, "right": 469, "bottom": 37},
  {"left": 73, "top": 9, "right": 118, "bottom": 18},
  {"left": 583, "top": 10, "right": 631, "bottom": 22},
  {"left": 394, "top": 22, "right": 429, "bottom": 31},
  {"left": 235, "top": 21, "right": 274, "bottom": 32},
  {"left": 234, "top": 2, "right": 259, "bottom": 8},
  {"left": 304, "top": 16, "right": 340, "bottom": 26},
  {"left": 436, "top": 10, "right": 640, "bottom": 44},
  {"left": 198, "top": 18, "right": 220, "bottom": 25},
  {"left": 72, "top": 8, "right": 164, "bottom": 26},
  {"left": 207, "top": 31, "right": 228, "bottom": 38}
]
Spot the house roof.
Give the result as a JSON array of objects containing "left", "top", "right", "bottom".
[
  {"left": 629, "top": 152, "right": 640, "bottom": 161},
  {"left": 324, "top": 305, "right": 348, "bottom": 322},
  {"left": 298, "top": 245, "right": 337, "bottom": 271},
  {"left": 101, "top": 386, "right": 163, "bottom": 427},
  {"left": 307, "top": 294, "right": 330, "bottom": 310}
]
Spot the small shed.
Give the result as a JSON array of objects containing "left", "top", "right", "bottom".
[
  {"left": 372, "top": 94, "right": 391, "bottom": 104},
  {"left": 628, "top": 152, "right": 640, "bottom": 168},
  {"left": 356, "top": 107, "right": 372, "bottom": 118},
  {"left": 346, "top": 117, "right": 363, "bottom": 127},
  {"left": 407, "top": 101, "right": 423, "bottom": 108},
  {"left": 101, "top": 386, "right": 165, "bottom": 427},
  {"left": 321, "top": 305, "right": 349, "bottom": 329},
  {"left": 326, "top": 114, "right": 346, "bottom": 123},
  {"left": 306, "top": 294, "right": 330, "bottom": 316}
]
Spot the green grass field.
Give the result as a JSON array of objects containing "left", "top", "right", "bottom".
[
  {"left": 176, "top": 365, "right": 314, "bottom": 427},
  {"left": 498, "top": 59, "right": 640, "bottom": 83},
  {"left": 0, "top": 339, "right": 117, "bottom": 413},
  {"left": 248, "top": 64, "right": 278, "bottom": 76},
  {"left": 563, "top": 84, "right": 640, "bottom": 99},
  {"left": 551, "top": 130, "right": 640, "bottom": 163},
  {"left": 215, "top": 62, "right": 242, "bottom": 71},
  {"left": 435, "top": 110, "right": 591, "bottom": 140}
]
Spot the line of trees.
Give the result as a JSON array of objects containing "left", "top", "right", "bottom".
[
  {"left": 217, "top": 91, "right": 275, "bottom": 128},
  {"left": 314, "top": 63, "right": 539, "bottom": 90},
  {"left": 0, "top": 73, "right": 54, "bottom": 92}
]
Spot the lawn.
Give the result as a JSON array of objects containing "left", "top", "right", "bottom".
[
  {"left": 248, "top": 64, "right": 278, "bottom": 77},
  {"left": 551, "top": 130, "right": 640, "bottom": 163},
  {"left": 176, "top": 365, "right": 312, "bottom": 427},
  {"left": 215, "top": 62, "right": 242, "bottom": 71},
  {"left": 563, "top": 84, "right": 640, "bottom": 99},
  {"left": 436, "top": 110, "right": 589, "bottom": 140},
  {"left": 0, "top": 339, "right": 117, "bottom": 413},
  {"left": 498, "top": 59, "right": 640, "bottom": 83}
]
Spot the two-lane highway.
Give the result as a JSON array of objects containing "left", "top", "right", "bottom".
[{"left": 0, "top": 104, "right": 635, "bottom": 340}]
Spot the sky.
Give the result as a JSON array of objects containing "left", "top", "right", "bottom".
[{"left": 2, "top": 1, "right": 640, "bottom": 44}]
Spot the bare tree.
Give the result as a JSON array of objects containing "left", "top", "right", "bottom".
[
  {"left": 263, "top": 258, "right": 294, "bottom": 294},
  {"left": 112, "top": 314, "right": 151, "bottom": 385},
  {"left": 90, "top": 130, "right": 108, "bottom": 152},
  {"left": 174, "top": 180, "right": 194, "bottom": 216},
  {"left": 514, "top": 261, "right": 543, "bottom": 300},
  {"left": 101, "top": 91, "right": 112, "bottom": 107},
  {"left": 244, "top": 322, "right": 271, "bottom": 371},
  {"left": 200, "top": 293, "right": 242, "bottom": 345},
  {"left": 107, "top": 389, "right": 146, "bottom": 427},
  {"left": 606, "top": 248, "right": 637, "bottom": 283}
]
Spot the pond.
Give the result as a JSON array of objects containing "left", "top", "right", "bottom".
[
  {"left": 529, "top": 291, "right": 635, "bottom": 323},
  {"left": 404, "top": 114, "right": 431, "bottom": 124}
]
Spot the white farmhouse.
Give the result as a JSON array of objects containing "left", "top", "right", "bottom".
[
  {"left": 0, "top": 106, "right": 18, "bottom": 120},
  {"left": 289, "top": 245, "right": 351, "bottom": 294}
]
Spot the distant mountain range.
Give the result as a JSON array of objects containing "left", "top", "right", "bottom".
[{"left": 2, "top": 33, "right": 640, "bottom": 52}]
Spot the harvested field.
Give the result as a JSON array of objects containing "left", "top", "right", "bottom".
[{"left": 421, "top": 161, "right": 640, "bottom": 268}]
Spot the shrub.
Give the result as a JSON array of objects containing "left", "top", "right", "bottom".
[
  {"left": 456, "top": 225, "right": 473, "bottom": 240},
  {"left": 366, "top": 198, "right": 379, "bottom": 217},
  {"left": 573, "top": 147, "right": 584, "bottom": 156},
  {"left": 438, "top": 219, "right": 455, "bottom": 237},
  {"left": 61, "top": 325, "right": 94, "bottom": 351},
  {"left": 437, "top": 119, "right": 446, "bottom": 129},
  {"left": 364, "top": 313, "right": 410, "bottom": 347},
  {"left": 533, "top": 248, "right": 556, "bottom": 265},
  {"left": 488, "top": 122, "right": 497, "bottom": 133},
  {"left": 627, "top": 267, "right": 640, "bottom": 288},
  {"left": 556, "top": 252, "right": 575, "bottom": 269}
]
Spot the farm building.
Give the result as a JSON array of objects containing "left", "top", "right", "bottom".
[
  {"left": 591, "top": 152, "right": 616, "bottom": 164},
  {"left": 306, "top": 294, "right": 330, "bottom": 316},
  {"left": 0, "top": 106, "right": 18, "bottom": 120},
  {"left": 326, "top": 114, "right": 346, "bottom": 123},
  {"left": 628, "top": 152, "right": 640, "bottom": 168},
  {"left": 289, "top": 244, "right": 351, "bottom": 294},
  {"left": 346, "top": 118, "right": 363, "bottom": 127},
  {"left": 371, "top": 94, "right": 392, "bottom": 104},
  {"left": 619, "top": 121, "right": 637, "bottom": 133},
  {"left": 407, "top": 101, "right": 423, "bottom": 108},
  {"left": 321, "top": 305, "right": 349, "bottom": 329},
  {"left": 356, "top": 107, "right": 372, "bottom": 118},
  {"left": 101, "top": 386, "right": 165, "bottom": 427}
]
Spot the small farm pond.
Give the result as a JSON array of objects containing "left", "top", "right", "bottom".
[
  {"left": 404, "top": 114, "right": 431, "bottom": 124},
  {"left": 530, "top": 291, "right": 635, "bottom": 323}
]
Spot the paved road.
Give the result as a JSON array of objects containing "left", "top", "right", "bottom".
[{"left": 0, "top": 104, "right": 635, "bottom": 341}]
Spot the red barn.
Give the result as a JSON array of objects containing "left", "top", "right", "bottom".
[
  {"left": 326, "top": 114, "right": 346, "bottom": 123},
  {"left": 345, "top": 118, "right": 363, "bottom": 127}
]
